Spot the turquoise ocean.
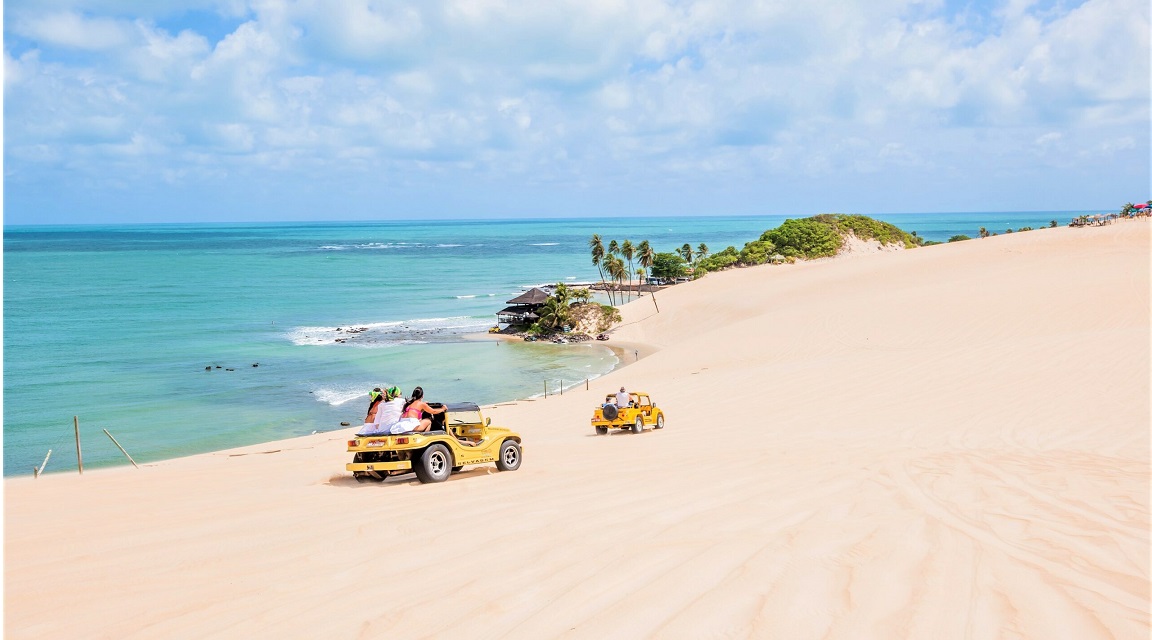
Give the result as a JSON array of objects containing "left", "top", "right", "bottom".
[{"left": 4, "top": 212, "right": 1083, "bottom": 475}]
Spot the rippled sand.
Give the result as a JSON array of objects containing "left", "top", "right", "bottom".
[{"left": 6, "top": 221, "right": 1148, "bottom": 638}]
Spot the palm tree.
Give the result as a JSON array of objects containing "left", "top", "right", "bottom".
[
  {"left": 552, "top": 282, "right": 572, "bottom": 306},
  {"left": 605, "top": 256, "right": 627, "bottom": 300},
  {"left": 680, "top": 243, "right": 693, "bottom": 265},
  {"left": 536, "top": 298, "right": 571, "bottom": 334},
  {"left": 621, "top": 240, "right": 635, "bottom": 302},
  {"left": 589, "top": 235, "right": 610, "bottom": 305},
  {"left": 696, "top": 243, "right": 709, "bottom": 263},
  {"left": 1049, "top": 220, "right": 1057, "bottom": 228},
  {"left": 637, "top": 241, "right": 658, "bottom": 313},
  {"left": 1122, "top": 203, "right": 1136, "bottom": 217},
  {"left": 978, "top": 227, "right": 989, "bottom": 239}
]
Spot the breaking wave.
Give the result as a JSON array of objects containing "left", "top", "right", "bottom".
[{"left": 286, "top": 315, "right": 494, "bottom": 347}]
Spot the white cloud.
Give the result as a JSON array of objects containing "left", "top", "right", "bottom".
[
  {"left": 3, "top": 0, "right": 1148, "bottom": 222},
  {"left": 15, "top": 11, "right": 134, "bottom": 50}
]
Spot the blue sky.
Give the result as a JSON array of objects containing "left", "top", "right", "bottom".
[{"left": 4, "top": 0, "right": 1149, "bottom": 225}]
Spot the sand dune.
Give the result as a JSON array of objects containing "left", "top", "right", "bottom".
[{"left": 6, "top": 221, "right": 1149, "bottom": 639}]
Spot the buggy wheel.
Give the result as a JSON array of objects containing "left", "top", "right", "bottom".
[
  {"left": 496, "top": 440, "right": 522, "bottom": 471},
  {"left": 595, "top": 426, "right": 608, "bottom": 435},
  {"left": 413, "top": 444, "right": 452, "bottom": 483},
  {"left": 632, "top": 417, "right": 644, "bottom": 433},
  {"left": 656, "top": 414, "right": 664, "bottom": 429}
]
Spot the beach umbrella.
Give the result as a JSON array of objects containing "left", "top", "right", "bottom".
[{"left": 1134, "top": 203, "right": 1147, "bottom": 209}]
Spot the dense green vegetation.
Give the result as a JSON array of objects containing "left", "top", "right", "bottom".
[
  {"left": 650, "top": 252, "right": 688, "bottom": 279},
  {"left": 948, "top": 235, "right": 971, "bottom": 242},
  {"left": 593, "top": 214, "right": 929, "bottom": 290},
  {"left": 760, "top": 218, "right": 842, "bottom": 259},
  {"left": 809, "top": 214, "right": 918, "bottom": 248},
  {"left": 699, "top": 214, "right": 925, "bottom": 275}
]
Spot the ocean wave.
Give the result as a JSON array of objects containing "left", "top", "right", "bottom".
[
  {"left": 312, "top": 386, "right": 368, "bottom": 407},
  {"left": 529, "top": 242, "right": 559, "bottom": 246},
  {"left": 286, "top": 315, "right": 494, "bottom": 346},
  {"left": 455, "top": 293, "right": 497, "bottom": 299},
  {"left": 317, "top": 242, "right": 424, "bottom": 251},
  {"left": 437, "top": 244, "right": 464, "bottom": 248}
]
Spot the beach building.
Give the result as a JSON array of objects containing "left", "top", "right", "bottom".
[{"left": 496, "top": 287, "right": 550, "bottom": 327}]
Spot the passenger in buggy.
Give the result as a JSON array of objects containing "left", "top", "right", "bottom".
[{"left": 390, "top": 386, "right": 445, "bottom": 434}]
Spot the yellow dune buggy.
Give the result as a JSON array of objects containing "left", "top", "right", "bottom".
[
  {"left": 347, "top": 402, "right": 522, "bottom": 483},
  {"left": 590, "top": 392, "right": 665, "bottom": 434}
]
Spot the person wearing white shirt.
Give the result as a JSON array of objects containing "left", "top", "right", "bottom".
[{"left": 615, "top": 387, "right": 632, "bottom": 408}]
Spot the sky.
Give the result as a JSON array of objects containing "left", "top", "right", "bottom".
[{"left": 3, "top": 0, "right": 1149, "bottom": 225}]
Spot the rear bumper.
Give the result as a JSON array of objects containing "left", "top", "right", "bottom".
[{"left": 347, "top": 460, "right": 412, "bottom": 473}]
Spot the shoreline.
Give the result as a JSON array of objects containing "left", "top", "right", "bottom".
[
  {"left": 16, "top": 220, "right": 1142, "bottom": 479},
  {"left": 7, "top": 221, "right": 1148, "bottom": 638}
]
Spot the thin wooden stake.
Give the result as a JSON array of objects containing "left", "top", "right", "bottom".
[
  {"left": 560, "top": 380, "right": 563, "bottom": 395},
  {"left": 35, "top": 449, "right": 52, "bottom": 478},
  {"left": 74, "top": 416, "right": 83, "bottom": 475},
  {"left": 586, "top": 378, "right": 589, "bottom": 391},
  {"left": 103, "top": 429, "right": 139, "bottom": 469}
]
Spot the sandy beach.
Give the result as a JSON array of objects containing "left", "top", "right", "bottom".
[{"left": 6, "top": 221, "right": 1149, "bottom": 638}]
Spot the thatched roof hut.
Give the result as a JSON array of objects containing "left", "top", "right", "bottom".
[{"left": 506, "top": 287, "right": 550, "bottom": 305}]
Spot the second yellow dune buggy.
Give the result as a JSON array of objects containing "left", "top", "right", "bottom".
[
  {"left": 591, "top": 392, "right": 665, "bottom": 434},
  {"left": 346, "top": 402, "right": 522, "bottom": 484}
]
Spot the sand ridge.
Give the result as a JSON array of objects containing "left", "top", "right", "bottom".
[{"left": 6, "top": 221, "right": 1150, "bottom": 638}]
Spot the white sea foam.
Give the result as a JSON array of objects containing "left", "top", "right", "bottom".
[
  {"left": 529, "top": 243, "right": 559, "bottom": 246},
  {"left": 313, "top": 386, "right": 368, "bottom": 407},
  {"left": 317, "top": 242, "right": 425, "bottom": 251},
  {"left": 437, "top": 244, "right": 464, "bottom": 248},
  {"left": 287, "top": 315, "right": 493, "bottom": 346}
]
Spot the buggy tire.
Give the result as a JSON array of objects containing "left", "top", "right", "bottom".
[
  {"left": 601, "top": 404, "right": 618, "bottom": 421},
  {"left": 656, "top": 414, "right": 664, "bottom": 429},
  {"left": 633, "top": 417, "right": 644, "bottom": 433},
  {"left": 595, "top": 426, "right": 609, "bottom": 435},
  {"left": 413, "top": 444, "right": 452, "bottom": 483},
  {"left": 496, "top": 440, "right": 522, "bottom": 471}
]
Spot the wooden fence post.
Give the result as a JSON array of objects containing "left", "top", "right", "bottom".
[
  {"left": 103, "top": 429, "right": 139, "bottom": 469},
  {"left": 74, "top": 416, "right": 83, "bottom": 475},
  {"left": 35, "top": 449, "right": 52, "bottom": 478}
]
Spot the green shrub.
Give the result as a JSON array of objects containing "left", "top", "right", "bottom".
[
  {"left": 762, "top": 218, "right": 842, "bottom": 259},
  {"left": 739, "top": 239, "right": 775, "bottom": 265},
  {"left": 810, "top": 214, "right": 918, "bottom": 248},
  {"left": 596, "top": 304, "right": 621, "bottom": 332},
  {"left": 650, "top": 252, "right": 687, "bottom": 280},
  {"left": 947, "top": 235, "right": 971, "bottom": 242}
]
